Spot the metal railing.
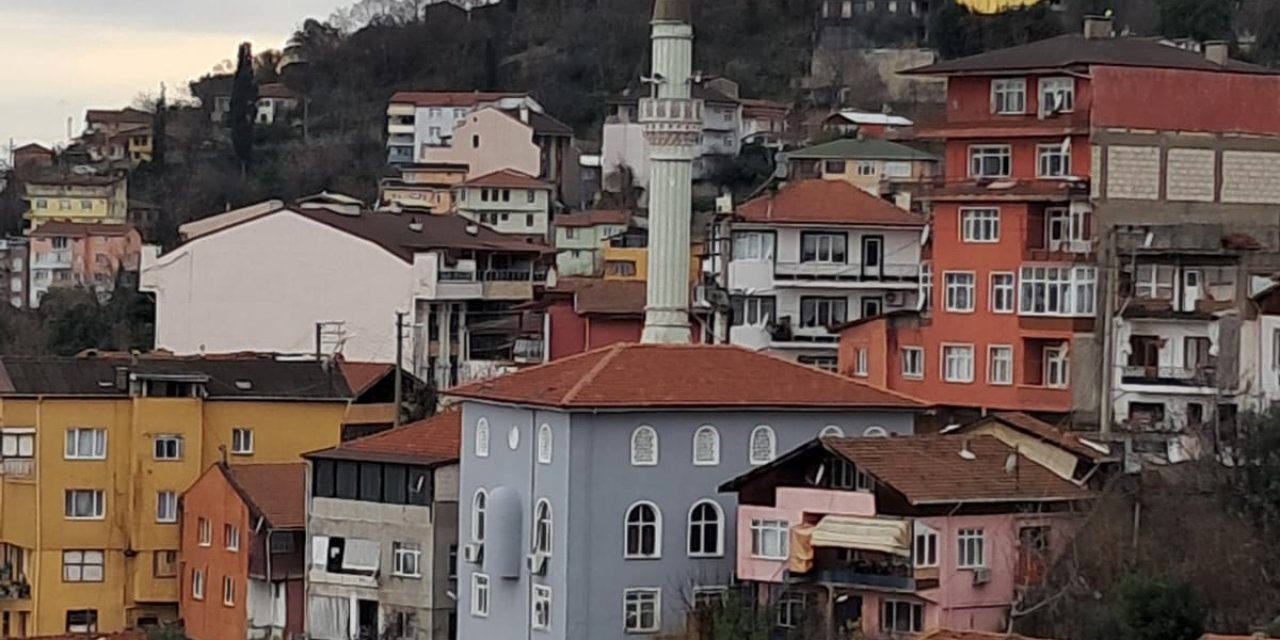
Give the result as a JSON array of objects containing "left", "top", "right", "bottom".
[
  {"left": 439, "top": 269, "right": 477, "bottom": 282},
  {"left": 1, "top": 458, "right": 33, "bottom": 477},
  {"left": 1121, "top": 365, "right": 1215, "bottom": 386},
  {"left": 773, "top": 261, "right": 920, "bottom": 283}
]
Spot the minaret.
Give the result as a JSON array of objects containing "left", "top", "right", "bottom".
[{"left": 640, "top": 0, "right": 701, "bottom": 344}]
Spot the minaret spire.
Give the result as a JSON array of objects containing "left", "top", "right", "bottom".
[{"left": 640, "top": 0, "right": 700, "bottom": 344}]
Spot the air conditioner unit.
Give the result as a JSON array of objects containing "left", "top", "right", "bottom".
[
  {"left": 462, "top": 543, "right": 484, "bottom": 564},
  {"left": 972, "top": 567, "right": 991, "bottom": 585},
  {"left": 526, "top": 552, "right": 548, "bottom": 576}
]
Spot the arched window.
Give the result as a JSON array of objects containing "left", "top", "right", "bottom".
[
  {"left": 687, "top": 500, "right": 723, "bottom": 557},
  {"left": 533, "top": 499, "right": 552, "bottom": 555},
  {"left": 819, "top": 425, "right": 845, "bottom": 438},
  {"left": 471, "top": 489, "right": 487, "bottom": 543},
  {"left": 864, "top": 426, "right": 889, "bottom": 437},
  {"left": 475, "top": 418, "right": 490, "bottom": 458},
  {"left": 537, "top": 424, "right": 553, "bottom": 464},
  {"left": 749, "top": 425, "right": 777, "bottom": 465},
  {"left": 692, "top": 426, "right": 720, "bottom": 466},
  {"left": 631, "top": 426, "right": 659, "bottom": 466},
  {"left": 624, "top": 502, "right": 661, "bottom": 558}
]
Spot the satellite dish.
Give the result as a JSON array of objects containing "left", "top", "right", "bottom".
[{"left": 1004, "top": 453, "right": 1018, "bottom": 474}]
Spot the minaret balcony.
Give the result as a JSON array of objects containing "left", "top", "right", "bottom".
[{"left": 639, "top": 97, "right": 703, "bottom": 128}]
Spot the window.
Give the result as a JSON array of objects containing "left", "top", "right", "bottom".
[
  {"left": 968, "top": 145, "right": 1011, "bottom": 177},
  {"left": 991, "top": 78, "right": 1026, "bottom": 114},
  {"left": 1046, "top": 207, "right": 1087, "bottom": 247},
  {"left": 471, "top": 134, "right": 480, "bottom": 149},
  {"left": 1019, "top": 266, "right": 1096, "bottom": 316},
  {"left": 960, "top": 208, "right": 999, "bottom": 243},
  {"left": 731, "top": 295, "right": 776, "bottom": 326},
  {"left": 1134, "top": 264, "right": 1176, "bottom": 300},
  {"left": 390, "top": 610, "right": 418, "bottom": 639},
  {"left": 1037, "top": 143, "right": 1071, "bottom": 178},
  {"left": 198, "top": 518, "right": 211, "bottom": 546},
  {"left": 824, "top": 456, "right": 872, "bottom": 490},
  {"left": 801, "top": 232, "right": 847, "bottom": 263},
  {"left": 471, "top": 489, "right": 487, "bottom": 543},
  {"left": 820, "top": 425, "right": 845, "bottom": 438},
  {"left": 65, "top": 490, "right": 104, "bottom": 519},
  {"left": 64, "top": 428, "right": 105, "bottom": 460},
  {"left": 62, "top": 550, "right": 104, "bottom": 582},
  {"left": 475, "top": 418, "right": 490, "bottom": 457},
  {"left": 749, "top": 425, "right": 776, "bottom": 465},
  {"left": 849, "top": 348, "right": 869, "bottom": 377},
  {"left": 625, "top": 502, "right": 661, "bottom": 558},
  {"left": 798, "top": 355, "right": 838, "bottom": 372},
  {"left": 80, "top": 200, "right": 92, "bottom": 210},
  {"left": 231, "top": 428, "right": 253, "bottom": 455},
  {"left": 749, "top": 519, "right": 788, "bottom": 559},
  {"left": 958, "top": 528, "right": 986, "bottom": 567},
  {"left": 393, "top": 542, "right": 422, "bottom": 577},
  {"left": 1039, "top": 77, "right": 1074, "bottom": 113},
  {"left": 533, "top": 499, "right": 552, "bottom": 555},
  {"left": 222, "top": 576, "right": 235, "bottom": 606},
  {"left": 1044, "top": 346, "right": 1069, "bottom": 388},
  {"left": 606, "top": 260, "right": 637, "bottom": 277},
  {"left": 687, "top": 500, "right": 723, "bottom": 557},
  {"left": 990, "top": 273, "right": 1015, "bottom": 313},
  {"left": 800, "top": 297, "right": 847, "bottom": 328},
  {"left": 777, "top": 592, "right": 814, "bottom": 629},
  {"left": 944, "top": 272, "right": 975, "bottom": 312},
  {"left": 1272, "top": 329, "right": 1280, "bottom": 370},
  {"left": 153, "top": 435, "right": 181, "bottom": 460},
  {"left": 532, "top": 584, "right": 552, "bottom": 631},
  {"left": 191, "top": 569, "right": 205, "bottom": 600},
  {"left": 623, "top": 588, "right": 660, "bottom": 633},
  {"left": 884, "top": 161, "right": 912, "bottom": 177},
  {"left": 857, "top": 161, "right": 877, "bottom": 176},
  {"left": 153, "top": 550, "right": 177, "bottom": 578},
  {"left": 270, "top": 535, "right": 295, "bottom": 554},
  {"left": 881, "top": 600, "right": 923, "bottom": 634},
  {"left": 526, "top": 189, "right": 536, "bottom": 204},
  {"left": 942, "top": 345, "right": 975, "bottom": 383},
  {"left": 989, "top": 345, "right": 1014, "bottom": 386},
  {"left": 732, "top": 231, "right": 774, "bottom": 261},
  {"left": 531, "top": 423, "right": 552, "bottom": 465},
  {"left": 470, "top": 574, "right": 490, "bottom": 617},
  {"left": 630, "top": 425, "right": 658, "bottom": 466},
  {"left": 428, "top": 126, "right": 442, "bottom": 138},
  {"left": 36, "top": 199, "right": 47, "bottom": 210},
  {"left": 1, "top": 429, "right": 33, "bottom": 459},
  {"left": 824, "top": 160, "right": 846, "bottom": 174},
  {"left": 59, "top": 199, "right": 71, "bottom": 211},
  {"left": 914, "top": 523, "right": 938, "bottom": 568},
  {"left": 66, "top": 610, "right": 98, "bottom": 633},
  {"left": 692, "top": 426, "right": 720, "bottom": 466},
  {"left": 156, "top": 492, "right": 177, "bottom": 523},
  {"left": 223, "top": 523, "right": 240, "bottom": 550},
  {"left": 901, "top": 347, "right": 924, "bottom": 378}
]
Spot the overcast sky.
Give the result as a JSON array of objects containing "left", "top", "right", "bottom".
[{"left": 0, "top": 1, "right": 345, "bottom": 150}]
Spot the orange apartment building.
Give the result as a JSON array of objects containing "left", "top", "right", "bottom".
[{"left": 838, "top": 15, "right": 1280, "bottom": 427}]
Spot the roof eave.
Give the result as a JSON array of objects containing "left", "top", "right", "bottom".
[{"left": 909, "top": 494, "right": 1094, "bottom": 506}]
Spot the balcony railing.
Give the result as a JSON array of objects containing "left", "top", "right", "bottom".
[
  {"left": 1121, "top": 364, "right": 1216, "bottom": 387},
  {"left": 810, "top": 567, "right": 916, "bottom": 592},
  {"left": 481, "top": 269, "right": 543, "bottom": 282},
  {"left": 1, "top": 458, "right": 33, "bottom": 477},
  {"left": 774, "top": 261, "right": 920, "bottom": 284},
  {"left": 439, "top": 269, "right": 477, "bottom": 282}
]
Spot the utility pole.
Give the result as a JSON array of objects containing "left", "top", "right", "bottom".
[{"left": 394, "top": 311, "right": 406, "bottom": 429}]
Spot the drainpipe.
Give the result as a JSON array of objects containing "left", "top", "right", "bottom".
[
  {"left": 263, "top": 525, "right": 274, "bottom": 635},
  {"left": 1099, "top": 227, "right": 1116, "bottom": 435}
]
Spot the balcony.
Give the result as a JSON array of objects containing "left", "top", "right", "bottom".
[
  {"left": 387, "top": 122, "right": 415, "bottom": 136},
  {"left": 481, "top": 269, "right": 543, "bottom": 300},
  {"left": 774, "top": 261, "right": 919, "bottom": 287},
  {"left": 387, "top": 146, "right": 414, "bottom": 165},
  {"left": 0, "top": 573, "right": 30, "bottom": 600},
  {"left": 0, "top": 458, "right": 33, "bottom": 478},
  {"left": 33, "top": 250, "right": 71, "bottom": 268},
  {"left": 789, "top": 516, "right": 916, "bottom": 593},
  {"left": 1121, "top": 364, "right": 1217, "bottom": 389},
  {"left": 810, "top": 567, "right": 916, "bottom": 592},
  {"left": 437, "top": 269, "right": 483, "bottom": 300},
  {"left": 768, "top": 319, "right": 839, "bottom": 350}
]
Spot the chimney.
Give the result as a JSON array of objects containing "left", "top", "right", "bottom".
[
  {"left": 1204, "top": 40, "right": 1229, "bottom": 66},
  {"left": 1083, "top": 14, "right": 1113, "bottom": 39}
]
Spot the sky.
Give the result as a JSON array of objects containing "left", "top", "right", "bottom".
[{"left": 0, "top": 0, "right": 346, "bottom": 150}]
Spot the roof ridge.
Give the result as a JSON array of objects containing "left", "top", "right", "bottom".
[{"left": 561, "top": 343, "right": 628, "bottom": 405}]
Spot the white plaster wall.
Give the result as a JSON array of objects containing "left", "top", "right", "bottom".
[{"left": 602, "top": 122, "right": 650, "bottom": 190}]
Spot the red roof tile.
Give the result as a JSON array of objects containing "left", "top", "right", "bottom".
[
  {"left": 338, "top": 361, "right": 393, "bottom": 397},
  {"left": 572, "top": 279, "right": 647, "bottom": 316},
  {"left": 554, "top": 210, "right": 632, "bottom": 228},
  {"left": 308, "top": 410, "right": 461, "bottom": 465},
  {"left": 30, "top": 221, "right": 137, "bottom": 238},
  {"left": 447, "top": 343, "right": 925, "bottom": 409},
  {"left": 737, "top": 180, "right": 924, "bottom": 226},
  {"left": 459, "top": 169, "right": 550, "bottom": 190},
  {"left": 389, "top": 91, "right": 528, "bottom": 107},
  {"left": 224, "top": 463, "right": 307, "bottom": 529},
  {"left": 824, "top": 435, "right": 1091, "bottom": 505}
]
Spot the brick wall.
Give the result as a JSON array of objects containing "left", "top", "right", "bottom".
[{"left": 1105, "top": 146, "right": 1160, "bottom": 200}]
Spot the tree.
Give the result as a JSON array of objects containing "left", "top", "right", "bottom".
[
  {"left": 1113, "top": 575, "right": 1206, "bottom": 640},
  {"left": 152, "top": 84, "right": 168, "bottom": 169},
  {"left": 1159, "top": 0, "right": 1234, "bottom": 41},
  {"left": 228, "top": 42, "right": 258, "bottom": 173}
]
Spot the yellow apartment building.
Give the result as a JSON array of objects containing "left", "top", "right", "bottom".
[
  {"left": 0, "top": 354, "right": 353, "bottom": 636},
  {"left": 23, "top": 175, "right": 129, "bottom": 232}
]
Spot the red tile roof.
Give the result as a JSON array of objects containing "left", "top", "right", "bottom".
[
  {"left": 554, "top": 210, "right": 632, "bottom": 228},
  {"left": 224, "top": 463, "right": 308, "bottom": 529},
  {"left": 389, "top": 91, "right": 528, "bottom": 107},
  {"left": 447, "top": 343, "right": 926, "bottom": 409},
  {"left": 258, "top": 83, "right": 297, "bottom": 99},
  {"left": 986, "top": 412, "right": 1108, "bottom": 461},
  {"left": 30, "top": 221, "right": 137, "bottom": 238},
  {"left": 571, "top": 279, "right": 647, "bottom": 316},
  {"left": 737, "top": 180, "right": 924, "bottom": 227},
  {"left": 823, "top": 434, "right": 1092, "bottom": 505},
  {"left": 459, "top": 169, "right": 550, "bottom": 190},
  {"left": 338, "top": 361, "right": 393, "bottom": 397},
  {"left": 307, "top": 410, "right": 461, "bottom": 465}
]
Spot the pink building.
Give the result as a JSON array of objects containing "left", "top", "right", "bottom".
[
  {"left": 28, "top": 221, "right": 141, "bottom": 306},
  {"left": 721, "top": 433, "right": 1094, "bottom": 639}
]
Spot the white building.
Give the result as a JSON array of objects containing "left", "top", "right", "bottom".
[
  {"left": 256, "top": 83, "right": 300, "bottom": 125},
  {"left": 726, "top": 179, "right": 925, "bottom": 369},
  {"left": 454, "top": 169, "right": 553, "bottom": 237},
  {"left": 386, "top": 92, "right": 543, "bottom": 164},
  {"left": 140, "top": 203, "right": 548, "bottom": 389},
  {"left": 552, "top": 210, "right": 632, "bottom": 277}
]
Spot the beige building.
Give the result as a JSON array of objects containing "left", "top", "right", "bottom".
[
  {"left": 786, "top": 137, "right": 937, "bottom": 195},
  {"left": 454, "top": 170, "right": 553, "bottom": 237},
  {"left": 379, "top": 164, "right": 469, "bottom": 214},
  {"left": 23, "top": 174, "right": 129, "bottom": 231}
]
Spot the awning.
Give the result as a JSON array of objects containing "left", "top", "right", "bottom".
[{"left": 810, "top": 516, "right": 911, "bottom": 557}]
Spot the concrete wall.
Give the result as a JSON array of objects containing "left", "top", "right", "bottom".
[{"left": 420, "top": 108, "right": 541, "bottom": 180}]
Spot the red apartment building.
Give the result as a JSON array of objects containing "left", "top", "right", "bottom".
[{"left": 838, "top": 16, "right": 1280, "bottom": 426}]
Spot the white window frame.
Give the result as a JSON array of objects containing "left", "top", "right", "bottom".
[
  {"left": 943, "top": 272, "right": 975, "bottom": 313},
  {"left": 920, "top": 262, "right": 932, "bottom": 311},
  {"left": 231, "top": 428, "right": 253, "bottom": 455},
  {"left": 537, "top": 423, "right": 552, "bottom": 465},
  {"left": 1045, "top": 207, "right": 1087, "bottom": 247},
  {"left": 819, "top": 425, "right": 845, "bottom": 438},
  {"left": 1037, "top": 143, "right": 1071, "bottom": 178},
  {"left": 156, "top": 491, "right": 178, "bottom": 523},
  {"left": 224, "top": 524, "right": 240, "bottom": 550},
  {"left": 198, "top": 517, "right": 211, "bottom": 546},
  {"left": 470, "top": 573, "right": 490, "bottom": 617},
  {"left": 749, "top": 518, "right": 789, "bottom": 560},
  {"left": 856, "top": 161, "right": 877, "bottom": 176},
  {"left": 392, "top": 542, "right": 422, "bottom": 578},
  {"left": 692, "top": 425, "right": 720, "bottom": 466},
  {"left": 732, "top": 231, "right": 775, "bottom": 261},
  {"left": 913, "top": 523, "right": 938, "bottom": 568},
  {"left": 623, "top": 588, "right": 661, "bottom": 633},
  {"left": 1272, "top": 328, "right": 1280, "bottom": 370},
  {"left": 881, "top": 599, "right": 924, "bottom": 634},
  {"left": 62, "top": 550, "right": 104, "bottom": 582},
  {"left": 1039, "top": 77, "right": 1075, "bottom": 114},
  {"left": 988, "top": 345, "right": 1014, "bottom": 386},
  {"left": 901, "top": 347, "right": 924, "bottom": 379},
  {"left": 990, "top": 272, "right": 1016, "bottom": 313},
  {"left": 777, "top": 592, "right": 810, "bottom": 629},
  {"left": 1044, "top": 345, "right": 1070, "bottom": 388},
  {"left": 624, "top": 501, "right": 662, "bottom": 559},
  {"left": 941, "top": 344, "right": 975, "bottom": 383},
  {"left": 630, "top": 425, "right": 659, "bottom": 466},
  {"left": 533, "top": 499, "right": 553, "bottom": 555},
  {"left": 65, "top": 489, "right": 105, "bottom": 520},
  {"left": 474, "top": 418, "right": 490, "bottom": 458},
  {"left": 960, "top": 208, "right": 999, "bottom": 243},
  {"left": 968, "top": 144, "right": 1011, "bottom": 178},
  {"left": 801, "top": 232, "right": 847, "bottom": 264},
  {"left": 471, "top": 489, "right": 487, "bottom": 543},
  {"left": 800, "top": 296, "right": 847, "bottom": 328},
  {"left": 192, "top": 568, "right": 205, "bottom": 600},
  {"left": 687, "top": 500, "right": 724, "bottom": 558},
  {"left": 64, "top": 428, "right": 106, "bottom": 460},
  {"left": 222, "top": 576, "right": 235, "bottom": 607},
  {"left": 532, "top": 584, "right": 552, "bottom": 631},
  {"left": 153, "top": 435, "right": 182, "bottom": 460},
  {"left": 1, "top": 429, "right": 34, "bottom": 459},
  {"left": 748, "top": 425, "right": 776, "bottom": 465},
  {"left": 958, "top": 527, "right": 986, "bottom": 568},
  {"left": 854, "top": 348, "right": 869, "bottom": 377},
  {"left": 884, "top": 160, "right": 912, "bottom": 178},
  {"left": 991, "top": 78, "right": 1027, "bottom": 114},
  {"left": 1019, "top": 265, "right": 1096, "bottom": 316}
]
